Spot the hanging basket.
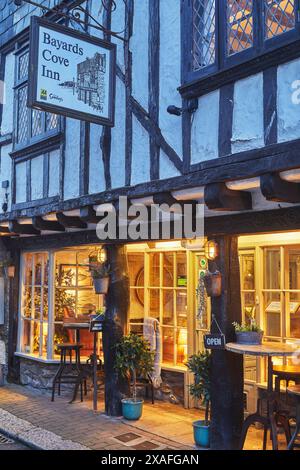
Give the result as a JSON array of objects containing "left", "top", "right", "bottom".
[
  {"left": 93, "top": 276, "right": 110, "bottom": 294},
  {"left": 204, "top": 271, "right": 222, "bottom": 297}
]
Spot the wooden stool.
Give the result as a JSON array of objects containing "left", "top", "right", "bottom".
[
  {"left": 287, "top": 385, "right": 300, "bottom": 450},
  {"left": 51, "top": 344, "right": 87, "bottom": 404},
  {"left": 273, "top": 365, "right": 300, "bottom": 397}
]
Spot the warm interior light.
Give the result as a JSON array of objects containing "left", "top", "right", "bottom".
[
  {"left": 204, "top": 240, "right": 218, "bottom": 261},
  {"left": 155, "top": 241, "right": 182, "bottom": 250}
]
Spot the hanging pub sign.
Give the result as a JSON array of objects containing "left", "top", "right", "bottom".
[{"left": 28, "top": 17, "right": 116, "bottom": 126}]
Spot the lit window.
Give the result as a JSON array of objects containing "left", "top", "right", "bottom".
[
  {"left": 192, "top": 0, "right": 216, "bottom": 71},
  {"left": 265, "top": 0, "right": 295, "bottom": 39},
  {"left": 227, "top": 0, "right": 254, "bottom": 56}
]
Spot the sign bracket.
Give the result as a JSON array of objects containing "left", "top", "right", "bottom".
[{"left": 14, "top": 0, "right": 127, "bottom": 42}]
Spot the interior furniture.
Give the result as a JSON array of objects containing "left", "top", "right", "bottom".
[
  {"left": 273, "top": 365, "right": 300, "bottom": 398},
  {"left": 226, "top": 342, "right": 295, "bottom": 450},
  {"left": 287, "top": 385, "right": 300, "bottom": 450},
  {"left": 51, "top": 343, "right": 86, "bottom": 404}
]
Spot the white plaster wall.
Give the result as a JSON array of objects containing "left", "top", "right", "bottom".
[
  {"left": 131, "top": 0, "right": 149, "bottom": 110},
  {"left": 111, "top": 76, "right": 126, "bottom": 189},
  {"left": 15, "top": 161, "right": 26, "bottom": 204},
  {"left": 232, "top": 73, "right": 264, "bottom": 154},
  {"left": 278, "top": 58, "right": 300, "bottom": 142},
  {"left": 160, "top": 150, "right": 181, "bottom": 179},
  {"left": 89, "top": 124, "right": 106, "bottom": 194},
  {"left": 2, "top": 52, "right": 14, "bottom": 135},
  {"left": 64, "top": 119, "right": 80, "bottom": 200},
  {"left": 191, "top": 90, "right": 219, "bottom": 164},
  {"left": 0, "top": 144, "right": 12, "bottom": 212},
  {"left": 159, "top": 0, "right": 182, "bottom": 158},
  {"left": 131, "top": 115, "right": 150, "bottom": 185},
  {"left": 31, "top": 155, "right": 43, "bottom": 200},
  {"left": 48, "top": 149, "right": 60, "bottom": 197}
]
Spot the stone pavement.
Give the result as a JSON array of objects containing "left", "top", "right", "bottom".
[{"left": 0, "top": 384, "right": 292, "bottom": 450}]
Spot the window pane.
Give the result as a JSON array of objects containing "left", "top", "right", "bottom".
[
  {"left": 31, "top": 109, "right": 43, "bottom": 137},
  {"left": 17, "top": 85, "right": 28, "bottom": 144},
  {"left": 242, "top": 292, "right": 256, "bottom": 324},
  {"left": 162, "top": 327, "right": 174, "bottom": 364},
  {"left": 77, "top": 289, "right": 97, "bottom": 316},
  {"left": 21, "top": 320, "right": 31, "bottom": 354},
  {"left": 149, "top": 289, "right": 160, "bottom": 320},
  {"left": 55, "top": 289, "right": 76, "bottom": 321},
  {"left": 18, "top": 52, "right": 29, "bottom": 81},
  {"left": 192, "top": 0, "right": 216, "bottom": 71},
  {"left": 227, "top": 0, "right": 253, "bottom": 56},
  {"left": 287, "top": 292, "right": 300, "bottom": 338},
  {"left": 288, "top": 250, "right": 300, "bottom": 290},
  {"left": 46, "top": 113, "right": 58, "bottom": 131},
  {"left": 264, "top": 249, "right": 281, "bottom": 289},
  {"left": 128, "top": 253, "right": 144, "bottom": 286},
  {"left": 264, "top": 291, "right": 281, "bottom": 336},
  {"left": 177, "top": 291, "right": 188, "bottom": 328},
  {"left": 265, "top": 0, "right": 295, "bottom": 39},
  {"left": 22, "top": 286, "right": 32, "bottom": 318},
  {"left": 177, "top": 328, "right": 188, "bottom": 365},
  {"left": 240, "top": 254, "right": 255, "bottom": 290},
  {"left": 163, "top": 253, "right": 174, "bottom": 287},
  {"left": 149, "top": 253, "right": 160, "bottom": 287},
  {"left": 130, "top": 288, "right": 144, "bottom": 323},
  {"left": 33, "top": 321, "right": 40, "bottom": 355},
  {"left": 24, "top": 254, "right": 33, "bottom": 285},
  {"left": 162, "top": 290, "right": 174, "bottom": 325}
]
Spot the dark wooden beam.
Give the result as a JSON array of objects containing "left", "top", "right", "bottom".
[
  {"left": 261, "top": 172, "right": 300, "bottom": 203},
  {"left": 205, "top": 182, "right": 252, "bottom": 212},
  {"left": 103, "top": 245, "right": 130, "bottom": 416},
  {"left": 0, "top": 226, "right": 10, "bottom": 234},
  {"left": 56, "top": 213, "right": 87, "bottom": 229},
  {"left": 210, "top": 236, "right": 244, "bottom": 450},
  {"left": 8, "top": 220, "right": 40, "bottom": 235},
  {"left": 149, "top": 0, "right": 160, "bottom": 180},
  {"left": 79, "top": 206, "right": 101, "bottom": 224},
  {"left": 32, "top": 216, "right": 65, "bottom": 232}
]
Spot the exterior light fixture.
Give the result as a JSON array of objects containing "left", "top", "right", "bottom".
[
  {"left": 6, "top": 265, "right": 15, "bottom": 278},
  {"left": 204, "top": 240, "right": 219, "bottom": 261}
]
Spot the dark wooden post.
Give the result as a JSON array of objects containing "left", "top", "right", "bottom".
[
  {"left": 210, "top": 236, "right": 244, "bottom": 450},
  {"left": 103, "top": 245, "right": 130, "bottom": 416}
]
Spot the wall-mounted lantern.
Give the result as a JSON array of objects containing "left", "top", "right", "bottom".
[
  {"left": 204, "top": 240, "right": 219, "bottom": 261},
  {"left": 5, "top": 265, "right": 15, "bottom": 278}
]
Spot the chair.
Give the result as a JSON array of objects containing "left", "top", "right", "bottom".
[
  {"left": 51, "top": 343, "right": 87, "bottom": 403},
  {"left": 287, "top": 385, "right": 300, "bottom": 450}
]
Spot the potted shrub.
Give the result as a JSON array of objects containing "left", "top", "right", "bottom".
[
  {"left": 233, "top": 321, "right": 264, "bottom": 345},
  {"left": 187, "top": 351, "right": 211, "bottom": 448},
  {"left": 90, "top": 262, "right": 111, "bottom": 294},
  {"left": 114, "top": 333, "right": 154, "bottom": 421}
]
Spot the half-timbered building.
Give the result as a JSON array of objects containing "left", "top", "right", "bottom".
[{"left": 1, "top": 0, "right": 300, "bottom": 449}]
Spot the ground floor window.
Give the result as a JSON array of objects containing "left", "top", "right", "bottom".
[{"left": 128, "top": 248, "right": 188, "bottom": 367}]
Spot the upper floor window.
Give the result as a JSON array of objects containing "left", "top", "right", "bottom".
[
  {"left": 14, "top": 47, "right": 59, "bottom": 149},
  {"left": 187, "top": 0, "right": 298, "bottom": 82}
]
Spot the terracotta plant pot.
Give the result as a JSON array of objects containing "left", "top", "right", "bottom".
[
  {"left": 235, "top": 331, "right": 264, "bottom": 345},
  {"left": 93, "top": 276, "right": 110, "bottom": 294},
  {"left": 204, "top": 271, "right": 222, "bottom": 297}
]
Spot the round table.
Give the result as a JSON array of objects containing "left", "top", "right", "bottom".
[{"left": 226, "top": 342, "right": 297, "bottom": 450}]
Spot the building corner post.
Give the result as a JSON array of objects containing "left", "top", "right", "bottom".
[
  {"left": 210, "top": 236, "right": 244, "bottom": 450},
  {"left": 103, "top": 244, "right": 130, "bottom": 416}
]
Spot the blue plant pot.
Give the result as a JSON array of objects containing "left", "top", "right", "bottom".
[
  {"left": 193, "top": 420, "right": 210, "bottom": 448},
  {"left": 122, "top": 399, "right": 144, "bottom": 421}
]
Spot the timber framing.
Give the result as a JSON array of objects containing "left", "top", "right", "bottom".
[
  {"left": 4, "top": 137, "right": 300, "bottom": 222},
  {"left": 8, "top": 220, "right": 40, "bottom": 235},
  {"left": 56, "top": 213, "right": 87, "bottom": 229},
  {"left": 260, "top": 173, "right": 300, "bottom": 203},
  {"left": 32, "top": 216, "right": 65, "bottom": 232},
  {"left": 205, "top": 183, "right": 252, "bottom": 212}
]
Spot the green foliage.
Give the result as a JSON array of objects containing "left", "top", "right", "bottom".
[
  {"left": 90, "top": 262, "right": 111, "bottom": 279},
  {"left": 55, "top": 268, "right": 76, "bottom": 321},
  {"left": 232, "top": 321, "right": 262, "bottom": 333},
  {"left": 114, "top": 333, "right": 154, "bottom": 400},
  {"left": 187, "top": 351, "right": 211, "bottom": 423}
]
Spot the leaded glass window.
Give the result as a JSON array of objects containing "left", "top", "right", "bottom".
[
  {"left": 265, "top": 0, "right": 296, "bottom": 39},
  {"left": 192, "top": 0, "right": 216, "bottom": 71},
  {"left": 227, "top": 0, "right": 254, "bottom": 56},
  {"left": 15, "top": 48, "right": 59, "bottom": 147}
]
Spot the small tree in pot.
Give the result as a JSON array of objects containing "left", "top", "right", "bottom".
[
  {"left": 90, "top": 262, "right": 111, "bottom": 294},
  {"left": 114, "top": 333, "right": 154, "bottom": 420},
  {"left": 187, "top": 351, "right": 211, "bottom": 448}
]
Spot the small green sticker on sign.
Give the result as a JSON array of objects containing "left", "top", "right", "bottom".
[
  {"left": 200, "top": 258, "right": 207, "bottom": 268},
  {"left": 200, "top": 270, "right": 206, "bottom": 278}
]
